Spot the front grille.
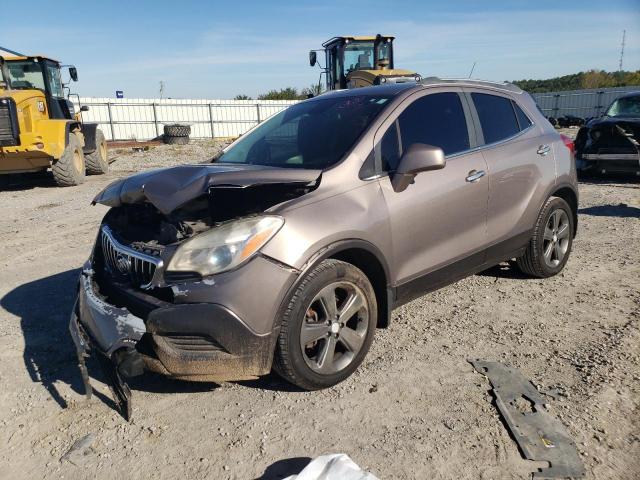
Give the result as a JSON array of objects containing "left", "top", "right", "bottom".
[
  {"left": 100, "top": 225, "right": 163, "bottom": 288},
  {"left": 0, "top": 98, "right": 19, "bottom": 146}
]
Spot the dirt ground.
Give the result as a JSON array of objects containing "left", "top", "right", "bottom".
[{"left": 0, "top": 138, "right": 638, "bottom": 480}]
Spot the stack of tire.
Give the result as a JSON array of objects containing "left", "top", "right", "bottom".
[{"left": 163, "top": 124, "right": 191, "bottom": 145}]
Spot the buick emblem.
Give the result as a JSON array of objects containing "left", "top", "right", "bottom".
[{"left": 115, "top": 253, "right": 131, "bottom": 274}]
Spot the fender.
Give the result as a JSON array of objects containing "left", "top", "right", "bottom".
[
  {"left": 81, "top": 122, "right": 99, "bottom": 153},
  {"left": 272, "top": 238, "right": 394, "bottom": 332}
]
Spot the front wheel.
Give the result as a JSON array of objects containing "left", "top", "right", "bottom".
[
  {"left": 273, "top": 259, "right": 377, "bottom": 390},
  {"left": 516, "top": 197, "right": 574, "bottom": 278},
  {"left": 52, "top": 133, "right": 85, "bottom": 186},
  {"left": 85, "top": 129, "right": 109, "bottom": 175}
]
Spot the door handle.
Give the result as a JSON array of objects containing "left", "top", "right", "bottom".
[
  {"left": 537, "top": 144, "right": 551, "bottom": 155},
  {"left": 466, "top": 170, "right": 486, "bottom": 183}
]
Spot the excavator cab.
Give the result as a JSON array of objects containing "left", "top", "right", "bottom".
[{"left": 310, "top": 35, "right": 420, "bottom": 91}]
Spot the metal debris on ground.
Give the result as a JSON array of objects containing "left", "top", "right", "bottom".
[
  {"left": 470, "top": 360, "right": 585, "bottom": 480},
  {"left": 60, "top": 433, "right": 96, "bottom": 466}
]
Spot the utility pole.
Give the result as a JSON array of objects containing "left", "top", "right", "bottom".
[
  {"left": 159, "top": 80, "right": 165, "bottom": 100},
  {"left": 619, "top": 30, "right": 626, "bottom": 72}
]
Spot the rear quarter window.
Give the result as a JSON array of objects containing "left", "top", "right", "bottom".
[
  {"left": 471, "top": 93, "right": 520, "bottom": 144},
  {"left": 513, "top": 101, "right": 533, "bottom": 130}
]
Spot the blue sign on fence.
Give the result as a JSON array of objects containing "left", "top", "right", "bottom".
[{"left": 116, "top": 91, "right": 124, "bottom": 99}]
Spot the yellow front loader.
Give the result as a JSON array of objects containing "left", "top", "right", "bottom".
[
  {"left": 0, "top": 53, "right": 108, "bottom": 186},
  {"left": 309, "top": 34, "right": 421, "bottom": 91}
]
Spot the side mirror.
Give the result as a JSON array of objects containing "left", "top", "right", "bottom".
[
  {"left": 69, "top": 66, "right": 78, "bottom": 82},
  {"left": 80, "top": 105, "right": 89, "bottom": 112},
  {"left": 309, "top": 51, "right": 317, "bottom": 67},
  {"left": 392, "top": 143, "right": 445, "bottom": 192}
]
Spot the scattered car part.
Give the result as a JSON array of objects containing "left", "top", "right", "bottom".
[
  {"left": 60, "top": 433, "right": 96, "bottom": 466},
  {"left": 470, "top": 360, "right": 585, "bottom": 479},
  {"left": 575, "top": 92, "right": 640, "bottom": 175}
]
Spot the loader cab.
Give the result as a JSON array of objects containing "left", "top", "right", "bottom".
[
  {"left": 312, "top": 35, "right": 396, "bottom": 90},
  {"left": 0, "top": 55, "right": 77, "bottom": 120}
]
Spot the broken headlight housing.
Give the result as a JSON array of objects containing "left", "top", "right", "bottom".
[{"left": 166, "top": 216, "right": 284, "bottom": 277}]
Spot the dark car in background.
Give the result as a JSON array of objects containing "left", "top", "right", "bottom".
[{"left": 575, "top": 92, "right": 640, "bottom": 175}]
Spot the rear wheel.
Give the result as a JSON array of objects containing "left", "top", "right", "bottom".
[
  {"left": 52, "top": 134, "right": 85, "bottom": 186},
  {"left": 85, "top": 129, "right": 109, "bottom": 175},
  {"left": 273, "top": 259, "right": 377, "bottom": 390},
  {"left": 516, "top": 197, "right": 574, "bottom": 277}
]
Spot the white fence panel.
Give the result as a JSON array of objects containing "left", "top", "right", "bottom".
[{"left": 73, "top": 97, "right": 299, "bottom": 141}]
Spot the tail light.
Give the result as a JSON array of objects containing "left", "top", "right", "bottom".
[{"left": 560, "top": 134, "right": 575, "bottom": 157}]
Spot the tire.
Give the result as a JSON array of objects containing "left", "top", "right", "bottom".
[
  {"left": 273, "top": 259, "right": 377, "bottom": 390},
  {"left": 163, "top": 135, "right": 190, "bottom": 145},
  {"left": 516, "top": 197, "right": 574, "bottom": 278},
  {"left": 85, "top": 129, "right": 109, "bottom": 175},
  {"left": 52, "top": 134, "right": 85, "bottom": 186},
  {"left": 163, "top": 124, "right": 191, "bottom": 137}
]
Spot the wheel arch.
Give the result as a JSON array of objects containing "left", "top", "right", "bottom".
[
  {"left": 550, "top": 184, "right": 578, "bottom": 237},
  {"left": 280, "top": 239, "right": 393, "bottom": 330}
]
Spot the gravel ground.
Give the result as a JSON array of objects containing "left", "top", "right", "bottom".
[{"left": 0, "top": 139, "right": 638, "bottom": 479}]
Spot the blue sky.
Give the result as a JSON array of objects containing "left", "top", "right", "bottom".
[{"left": 2, "top": 0, "right": 639, "bottom": 99}]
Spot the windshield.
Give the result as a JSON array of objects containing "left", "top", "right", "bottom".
[
  {"left": 606, "top": 95, "right": 640, "bottom": 117},
  {"left": 217, "top": 94, "right": 392, "bottom": 169},
  {"left": 5, "top": 60, "right": 46, "bottom": 91},
  {"left": 344, "top": 41, "right": 375, "bottom": 73}
]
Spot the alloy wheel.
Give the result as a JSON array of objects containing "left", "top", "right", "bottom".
[
  {"left": 300, "top": 281, "right": 369, "bottom": 375},
  {"left": 542, "top": 209, "right": 570, "bottom": 268}
]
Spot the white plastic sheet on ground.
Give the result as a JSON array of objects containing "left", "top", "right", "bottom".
[{"left": 283, "top": 454, "right": 379, "bottom": 480}]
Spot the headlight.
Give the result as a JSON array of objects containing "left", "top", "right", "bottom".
[{"left": 166, "top": 216, "right": 284, "bottom": 277}]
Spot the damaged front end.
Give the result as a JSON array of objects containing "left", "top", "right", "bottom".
[
  {"left": 575, "top": 99, "right": 640, "bottom": 175},
  {"left": 70, "top": 164, "right": 320, "bottom": 419}
]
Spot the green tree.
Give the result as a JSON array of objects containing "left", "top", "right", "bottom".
[
  {"left": 258, "top": 87, "right": 300, "bottom": 100},
  {"left": 234, "top": 94, "right": 252, "bottom": 100}
]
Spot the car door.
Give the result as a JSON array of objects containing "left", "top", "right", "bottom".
[
  {"left": 465, "top": 89, "right": 556, "bottom": 250},
  {"left": 376, "top": 89, "right": 489, "bottom": 303}
]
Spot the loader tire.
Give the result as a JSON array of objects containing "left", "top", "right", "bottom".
[
  {"left": 52, "top": 134, "right": 85, "bottom": 186},
  {"left": 164, "top": 135, "right": 190, "bottom": 145},
  {"left": 85, "top": 129, "right": 109, "bottom": 175},
  {"left": 163, "top": 124, "right": 191, "bottom": 137}
]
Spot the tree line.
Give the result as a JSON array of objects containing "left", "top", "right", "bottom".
[
  {"left": 234, "top": 70, "right": 640, "bottom": 99},
  {"left": 234, "top": 84, "right": 322, "bottom": 101},
  {"left": 511, "top": 69, "right": 640, "bottom": 93}
]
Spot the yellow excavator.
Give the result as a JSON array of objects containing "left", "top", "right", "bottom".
[
  {"left": 309, "top": 34, "right": 421, "bottom": 90},
  {"left": 0, "top": 48, "right": 108, "bottom": 186}
]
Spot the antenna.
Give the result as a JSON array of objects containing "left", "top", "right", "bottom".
[
  {"left": 619, "top": 30, "right": 626, "bottom": 72},
  {"left": 468, "top": 61, "right": 476, "bottom": 78},
  {"left": 159, "top": 80, "right": 165, "bottom": 99}
]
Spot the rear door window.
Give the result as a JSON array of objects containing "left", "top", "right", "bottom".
[{"left": 471, "top": 93, "right": 520, "bottom": 144}]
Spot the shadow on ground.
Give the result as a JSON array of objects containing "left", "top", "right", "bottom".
[
  {"left": 578, "top": 204, "right": 640, "bottom": 218},
  {"left": 477, "top": 261, "right": 531, "bottom": 280},
  {"left": 0, "top": 171, "right": 58, "bottom": 191},
  {"left": 256, "top": 457, "right": 312, "bottom": 480}
]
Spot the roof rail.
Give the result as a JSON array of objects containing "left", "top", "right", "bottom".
[{"left": 419, "top": 77, "right": 523, "bottom": 93}]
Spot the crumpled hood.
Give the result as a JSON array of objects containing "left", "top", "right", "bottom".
[{"left": 93, "top": 163, "right": 322, "bottom": 214}]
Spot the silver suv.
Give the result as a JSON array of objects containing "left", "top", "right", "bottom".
[{"left": 71, "top": 79, "right": 578, "bottom": 412}]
